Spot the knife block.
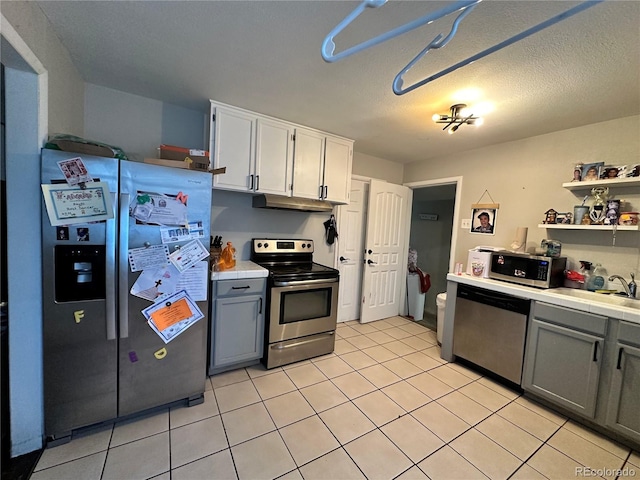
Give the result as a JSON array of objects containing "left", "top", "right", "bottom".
[{"left": 210, "top": 247, "right": 222, "bottom": 271}]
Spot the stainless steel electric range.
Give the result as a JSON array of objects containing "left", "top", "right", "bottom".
[{"left": 251, "top": 239, "right": 339, "bottom": 369}]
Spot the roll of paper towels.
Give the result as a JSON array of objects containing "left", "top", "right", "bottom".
[{"left": 511, "top": 227, "right": 528, "bottom": 252}]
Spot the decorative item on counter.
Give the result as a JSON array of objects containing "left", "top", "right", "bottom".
[
  {"left": 586, "top": 263, "right": 606, "bottom": 291},
  {"left": 218, "top": 242, "right": 236, "bottom": 271},
  {"left": 603, "top": 199, "right": 621, "bottom": 225},
  {"left": 541, "top": 239, "right": 561, "bottom": 257},
  {"left": 510, "top": 227, "right": 527, "bottom": 253},
  {"left": 543, "top": 209, "right": 558, "bottom": 224},
  {"left": 629, "top": 273, "right": 637, "bottom": 298},
  {"left": 589, "top": 186, "right": 609, "bottom": 224},
  {"left": 571, "top": 162, "right": 583, "bottom": 182},
  {"left": 564, "top": 269, "right": 585, "bottom": 289},
  {"left": 579, "top": 261, "right": 592, "bottom": 289}
]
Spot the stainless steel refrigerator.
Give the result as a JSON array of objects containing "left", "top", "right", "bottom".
[{"left": 41, "top": 149, "right": 212, "bottom": 443}]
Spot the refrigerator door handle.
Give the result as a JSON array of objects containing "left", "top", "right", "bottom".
[
  {"left": 105, "top": 193, "right": 118, "bottom": 340},
  {"left": 118, "top": 193, "right": 130, "bottom": 339}
]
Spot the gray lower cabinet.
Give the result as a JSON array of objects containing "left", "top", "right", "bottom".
[
  {"left": 209, "top": 278, "right": 266, "bottom": 375},
  {"left": 605, "top": 321, "right": 640, "bottom": 443},
  {"left": 522, "top": 302, "right": 607, "bottom": 419}
]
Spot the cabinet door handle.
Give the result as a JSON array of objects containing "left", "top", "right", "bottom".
[
  {"left": 319, "top": 185, "right": 324, "bottom": 199},
  {"left": 324, "top": 185, "right": 328, "bottom": 198},
  {"left": 256, "top": 175, "right": 260, "bottom": 191},
  {"left": 259, "top": 297, "right": 263, "bottom": 314},
  {"left": 592, "top": 341, "right": 599, "bottom": 362},
  {"left": 232, "top": 286, "right": 251, "bottom": 290},
  {"left": 617, "top": 347, "right": 624, "bottom": 369},
  {"left": 249, "top": 175, "right": 254, "bottom": 190}
]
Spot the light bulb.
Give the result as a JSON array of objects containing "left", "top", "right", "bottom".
[
  {"left": 448, "top": 125, "right": 459, "bottom": 135},
  {"left": 475, "top": 117, "right": 484, "bottom": 127},
  {"left": 432, "top": 113, "right": 441, "bottom": 122}
]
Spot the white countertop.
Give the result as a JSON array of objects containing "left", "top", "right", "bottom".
[
  {"left": 447, "top": 273, "right": 640, "bottom": 324},
  {"left": 211, "top": 261, "right": 269, "bottom": 281}
]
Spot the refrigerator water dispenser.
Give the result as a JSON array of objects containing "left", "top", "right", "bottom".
[{"left": 54, "top": 245, "right": 106, "bottom": 302}]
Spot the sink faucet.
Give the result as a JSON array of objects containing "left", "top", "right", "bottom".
[{"left": 608, "top": 274, "right": 637, "bottom": 298}]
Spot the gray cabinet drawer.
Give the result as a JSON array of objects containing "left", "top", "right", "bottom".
[
  {"left": 533, "top": 301, "right": 607, "bottom": 336},
  {"left": 618, "top": 321, "right": 640, "bottom": 348},
  {"left": 216, "top": 278, "right": 266, "bottom": 297}
]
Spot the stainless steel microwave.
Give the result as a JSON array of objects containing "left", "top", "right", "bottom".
[{"left": 489, "top": 252, "right": 566, "bottom": 288}]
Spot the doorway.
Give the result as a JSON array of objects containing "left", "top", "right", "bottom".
[{"left": 405, "top": 177, "right": 461, "bottom": 331}]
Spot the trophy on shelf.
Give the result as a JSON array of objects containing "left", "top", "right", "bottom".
[{"left": 589, "top": 187, "right": 609, "bottom": 224}]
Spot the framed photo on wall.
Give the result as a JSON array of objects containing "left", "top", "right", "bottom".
[{"left": 471, "top": 208, "right": 497, "bottom": 235}]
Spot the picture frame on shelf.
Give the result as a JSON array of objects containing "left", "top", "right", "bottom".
[{"left": 581, "top": 162, "right": 604, "bottom": 181}]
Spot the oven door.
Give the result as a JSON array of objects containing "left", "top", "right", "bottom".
[{"left": 269, "top": 278, "right": 338, "bottom": 342}]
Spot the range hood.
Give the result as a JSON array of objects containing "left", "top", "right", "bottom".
[{"left": 252, "top": 194, "right": 334, "bottom": 213}]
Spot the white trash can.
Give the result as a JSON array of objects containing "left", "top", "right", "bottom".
[
  {"left": 407, "top": 273, "right": 426, "bottom": 321},
  {"left": 436, "top": 293, "right": 447, "bottom": 345}
]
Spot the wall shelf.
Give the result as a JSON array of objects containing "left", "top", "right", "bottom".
[
  {"left": 538, "top": 224, "right": 639, "bottom": 231},
  {"left": 562, "top": 177, "right": 640, "bottom": 191}
]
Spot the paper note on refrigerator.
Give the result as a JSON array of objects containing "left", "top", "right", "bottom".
[
  {"left": 128, "top": 244, "right": 170, "bottom": 272},
  {"left": 130, "top": 264, "right": 180, "bottom": 301},
  {"left": 41, "top": 182, "right": 114, "bottom": 226},
  {"left": 56, "top": 157, "right": 93, "bottom": 186},
  {"left": 142, "top": 290, "right": 203, "bottom": 343},
  {"left": 169, "top": 239, "right": 209, "bottom": 273},
  {"left": 130, "top": 191, "right": 188, "bottom": 226},
  {"left": 175, "top": 261, "right": 208, "bottom": 301}
]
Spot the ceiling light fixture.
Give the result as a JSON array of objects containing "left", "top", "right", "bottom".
[{"left": 432, "top": 104, "right": 483, "bottom": 134}]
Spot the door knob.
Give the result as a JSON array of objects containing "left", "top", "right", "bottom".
[
  {"left": 339, "top": 256, "right": 350, "bottom": 262},
  {"left": 367, "top": 249, "right": 373, "bottom": 254},
  {"left": 367, "top": 259, "right": 377, "bottom": 265}
]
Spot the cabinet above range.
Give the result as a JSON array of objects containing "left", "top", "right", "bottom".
[{"left": 209, "top": 100, "right": 353, "bottom": 204}]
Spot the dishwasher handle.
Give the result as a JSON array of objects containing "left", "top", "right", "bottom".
[{"left": 457, "top": 284, "right": 530, "bottom": 315}]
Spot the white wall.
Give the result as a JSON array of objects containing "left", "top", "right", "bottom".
[
  {"left": 2, "top": 4, "right": 86, "bottom": 456},
  {"left": 403, "top": 116, "right": 640, "bottom": 281},
  {"left": 84, "top": 84, "right": 207, "bottom": 161},
  {"left": 353, "top": 152, "right": 404, "bottom": 185},
  {"left": 1, "top": 2, "right": 84, "bottom": 136}
]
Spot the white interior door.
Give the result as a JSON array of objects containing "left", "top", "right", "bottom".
[
  {"left": 335, "top": 179, "right": 368, "bottom": 322},
  {"left": 360, "top": 179, "right": 412, "bottom": 323}
]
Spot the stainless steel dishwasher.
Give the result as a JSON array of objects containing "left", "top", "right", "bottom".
[{"left": 453, "top": 284, "right": 531, "bottom": 384}]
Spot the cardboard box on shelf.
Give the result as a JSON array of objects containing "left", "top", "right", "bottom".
[
  {"left": 159, "top": 144, "right": 209, "bottom": 168},
  {"left": 143, "top": 158, "right": 225, "bottom": 175}
]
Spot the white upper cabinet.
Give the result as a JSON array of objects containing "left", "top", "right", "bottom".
[
  {"left": 255, "top": 117, "right": 294, "bottom": 197},
  {"left": 210, "top": 100, "right": 353, "bottom": 203},
  {"left": 210, "top": 104, "right": 255, "bottom": 192},
  {"left": 323, "top": 135, "right": 353, "bottom": 204},
  {"left": 292, "top": 129, "right": 353, "bottom": 204},
  {"left": 292, "top": 128, "right": 326, "bottom": 200}
]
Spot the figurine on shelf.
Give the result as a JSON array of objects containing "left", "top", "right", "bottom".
[
  {"left": 543, "top": 209, "right": 558, "bottom": 224},
  {"left": 561, "top": 213, "right": 573, "bottom": 224},
  {"left": 581, "top": 213, "right": 592, "bottom": 225}
]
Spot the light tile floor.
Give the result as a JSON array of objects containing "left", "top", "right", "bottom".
[{"left": 32, "top": 316, "right": 640, "bottom": 480}]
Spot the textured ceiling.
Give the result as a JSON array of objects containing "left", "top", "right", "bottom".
[{"left": 32, "top": 0, "right": 640, "bottom": 164}]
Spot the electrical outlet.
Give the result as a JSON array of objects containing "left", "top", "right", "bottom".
[{"left": 461, "top": 219, "right": 471, "bottom": 229}]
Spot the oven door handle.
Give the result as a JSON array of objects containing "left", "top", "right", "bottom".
[
  {"left": 272, "top": 332, "right": 335, "bottom": 350},
  {"left": 273, "top": 277, "right": 339, "bottom": 287}
]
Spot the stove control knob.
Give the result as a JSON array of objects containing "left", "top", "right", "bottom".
[
  {"left": 301, "top": 244, "right": 306, "bottom": 248},
  {"left": 264, "top": 243, "right": 269, "bottom": 248},
  {"left": 257, "top": 243, "right": 262, "bottom": 248},
  {"left": 306, "top": 243, "right": 311, "bottom": 248}
]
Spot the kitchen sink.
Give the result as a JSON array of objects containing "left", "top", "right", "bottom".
[{"left": 548, "top": 288, "right": 640, "bottom": 309}]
